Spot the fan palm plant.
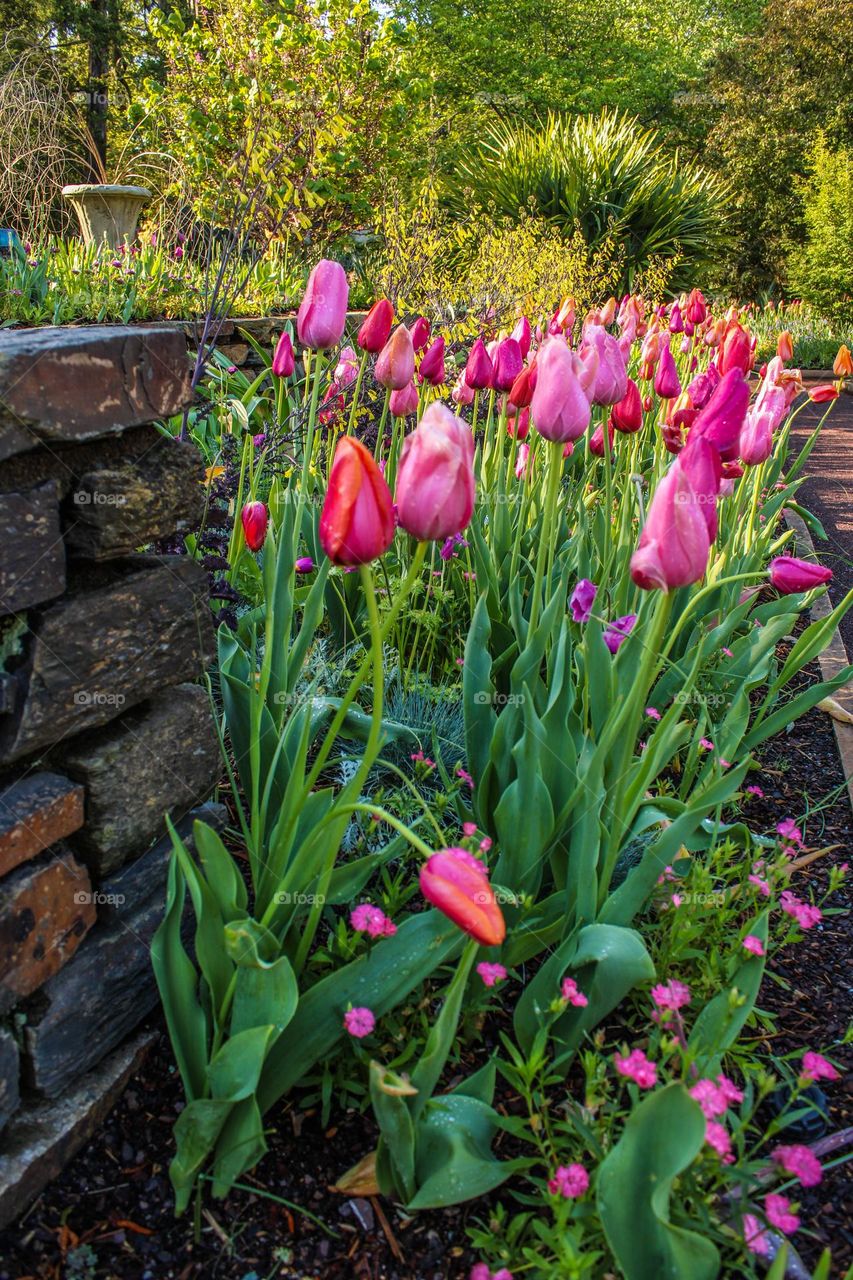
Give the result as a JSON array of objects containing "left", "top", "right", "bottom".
[{"left": 451, "top": 109, "right": 729, "bottom": 293}]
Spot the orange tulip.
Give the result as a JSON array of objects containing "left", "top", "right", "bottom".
[{"left": 833, "top": 345, "right": 853, "bottom": 379}]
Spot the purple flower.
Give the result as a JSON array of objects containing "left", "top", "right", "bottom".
[
  {"left": 603, "top": 613, "right": 637, "bottom": 655},
  {"left": 570, "top": 578, "right": 597, "bottom": 623},
  {"left": 295, "top": 556, "right": 315, "bottom": 573}
]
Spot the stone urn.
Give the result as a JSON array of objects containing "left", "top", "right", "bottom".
[{"left": 61, "top": 184, "right": 151, "bottom": 248}]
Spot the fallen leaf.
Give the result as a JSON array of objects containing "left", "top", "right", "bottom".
[{"left": 332, "top": 1150, "right": 380, "bottom": 1196}]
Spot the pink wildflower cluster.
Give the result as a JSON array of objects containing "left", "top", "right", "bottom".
[
  {"left": 776, "top": 817, "right": 804, "bottom": 855},
  {"left": 560, "top": 977, "right": 589, "bottom": 1007},
  {"left": 547, "top": 1163, "right": 589, "bottom": 1198},
  {"left": 651, "top": 979, "right": 691, "bottom": 1013},
  {"left": 614, "top": 1048, "right": 657, "bottom": 1089},
  {"left": 470, "top": 1266, "right": 513, "bottom": 1280},
  {"left": 350, "top": 903, "right": 396, "bottom": 939},
  {"left": 477, "top": 962, "right": 508, "bottom": 988},
  {"left": 772, "top": 1143, "right": 823, "bottom": 1186},
  {"left": 410, "top": 750, "right": 435, "bottom": 768},
  {"left": 780, "top": 891, "right": 822, "bottom": 929},
  {"left": 343, "top": 1007, "right": 375, "bottom": 1038},
  {"left": 800, "top": 1050, "right": 840, "bottom": 1083}
]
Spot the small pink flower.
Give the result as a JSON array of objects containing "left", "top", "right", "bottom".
[
  {"left": 800, "top": 1051, "right": 840, "bottom": 1083},
  {"left": 561, "top": 977, "right": 589, "bottom": 1007},
  {"left": 746, "top": 785, "right": 764, "bottom": 797},
  {"left": 743, "top": 1213, "right": 771, "bottom": 1257},
  {"left": 705, "top": 1120, "right": 733, "bottom": 1161},
  {"left": 615, "top": 1049, "right": 657, "bottom": 1089},
  {"left": 748, "top": 874, "right": 770, "bottom": 897},
  {"left": 780, "top": 891, "right": 822, "bottom": 929},
  {"left": 764, "top": 1193, "right": 800, "bottom": 1235},
  {"left": 344, "top": 1006, "right": 375, "bottom": 1038},
  {"left": 645, "top": 706, "right": 661, "bottom": 721},
  {"left": 772, "top": 1144, "right": 823, "bottom": 1187},
  {"left": 477, "top": 962, "right": 508, "bottom": 988},
  {"left": 651, "top": 979, "right": 692, "bottom": 1011},
  {"left": 776, "top": 818, "right": 803, "bottom": 846},
  {"left": 456, "top": 658, "right": 464, "bottom": 666},
  {"left": 742, "top": 934, "right": 765, "bottom": 956},
  {"left": 350, "top": 903, "right": 397, "bottom": 939},
  {"left": 463, "top": 822, "right": 478, "bottom": 837},
  {"left": 699, "top": 738, "right": 714, "bottom": 751},
  {"left": 691, "top": 1080, "right": 728, "bottom": 1119},
  {"left": 670, "top": 893, "right": 683, "bottom": 908},
  {"left": 479, "top": 836, "right": 493, "bottom": 853},
  {"left": 456, "top": 767, "right": 474, "bottom": 788},
  {"left": 719, "top": 758, "right": 732, "bottom": 769},
  {"left": 722, "top": 646, "right": 734, "bottom": 657},
  {"left": 547, "top": 1163, "right": 589, "bottom": 1198},
  {"left": 716, "top": 1073, "right": 744, "bottom": 1105}
]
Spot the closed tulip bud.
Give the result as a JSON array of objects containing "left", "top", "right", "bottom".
[
  {"left": 297, "top": 259, "right": 349, "bottom": 350},
  {"left": 508, "top": 362, "right": 537, "bottom": 408},
  {"left": 465, "top": 338, "right": 494, "bottom": 390},
  {"left": 418, "top": 335, "right": 446, "bottom": 386},
  {"left": 769, "top": 555, "right": 832, "bottom": 593},
  {"left": 685, "top": 288, "right": 707, "bottom": 325},
  {"left": 357, "top": 298, "right": 394, "bottom": 353},
  {"left": 584, "top": 324, "right": 628, "bottom": 406},
  {"left": 611, "top": 377, "right": 643, "bottom": 433},
  {"left": 679, "top": 437, "right": 722, "bottom": 539},
  {"left": 686, "top": 364, "right": 720, "bottom": 410},
  {"left": 419, "top": 848, "right": 505, "bottom": 946},
  {"left": 409, "top": 316, "right": 431, "bottom": 352},
  {"left": 654, "top": 335, "right": 682, "bottom": 399},
  {"left": 556, "top": 296, "right": 576, "bottom": 331},
  {"left": 776, "top": 330, "right": 794, "bottom": 363},
  {"left": 390, "top": 380, "right": 420, "bottom": 417},
  {"left": 450, "top": 373, "right": 475, "bottom": 407},
  {"left": 630, "top": 455, "right": 712, "bottom": 591},
  {"left": 319, "top": 437, "right": 395, "bottom": 565},
  {"left": 295, "top": 556, "right": 315, "bottom": 573},
  {"left": 718, "top": 321, "right": 754, "bottom": 376},
  {"left": 808, "top": 383, "right": 840, "bottom": 403},
  {"left": 375, "top": 325, "right": 415, "bottom": 390},
  {"left": 589, "top": 420, "right": 615, "bottom": 456},
  {"left": 333, "top": 345, "right": 359, "bottom": 391},
  {"left": 507, "top": 407, "right": 530, "bottom": 439},
  {"left": 669, "top": 302, "right": 684, "bottom": 334},
  {"left": 833, "top": 344, "right": 853, "bottom": 378},
  {"left": 271, "top": 331, "right": 295, "bottom": 378},
  {"left": 688, "top": 369, "right": 750, "bottom": 461},
  {"left": 395, "top": 402, "right": 475, "bottom": 541},
  {"left": 643, "top": 393, "right": 654, "bottom": 413},
  {"left": 531, "top": 338, "right": 592, "bottom": 443},
  {"left": 493, "top": 337, "right": 524, "bottom": 392},
  {"left": 511, "top": 315, "right": 532, "bottom": 359},
  {"left": 241, "top": 501, "right": 268, "bottom": 552}
]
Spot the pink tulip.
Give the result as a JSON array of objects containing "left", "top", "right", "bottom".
[
  {"left": 319, "top": 437, "right": 395, "bottom": 565},
  {"left": 669, "top": 302, "right": 684, "bottom": 334},
  {"left": 740, "top": 382, "right": 786, "bottom": 465},
  {"left": 654, "top": 334, "right": 682, "bottom": 399},
  {"left": 241, "top": 501, "right": 268, "bottom": 552},
  {"left": 390, "top": 380, "right": 419, "bottom": 417},
  {"left": 418, "top": 335, "right": 446, "bottom": 386},
  {"left": 375, "top": 325, "right": 416, "bottom": 390},
  {"left": 589, "top": 421, "right": 615, "bottom": 457},
  {"left": 531, "top": 338, "right": 592, "bottom": 443},
  {"left": 493, "top": 337, "right": 524, "bottom": 392},
  {"left": 511, "top": 315, "right": 532, "bottom": 359},
  {"left": 357, "top": 299, "right": 394, "bottom": 353},
  {"left": 630, "top": 457, "right": 712, "bottom": 590},
  {"left": 718, "top": 322, "right": 754, "bottom": 376},
  {"left": 333, "top": 345, "right": 359, "bottom": 391},
  {"left": 611, "top": 378, "right": 643, "bottom": 433},
  {"left": 450, "top": 373, "right": 475, "bottom": 407},
  {"left": 395, "top": 402, "right": 475, "bottom": 541},
  {"left": 686, "top": 364, "right": 720, "bottom": 410},
  {"left": 419, "top": 849, "right": 505, "bottom": 946},
  {"left": 271, "top": 331, "right": 295, "bottom": 378},
  {"left": 409, "top": 316, "right": 431, "bottom": 352},
  {"left": 297, "top": 259, "right": 349, "bottom": 350},
  {"left": 769, "top": 556, "right": 832, "bottom": 594},
  {"left": 465, "top": 339, "right": 494, "bottom": 391},
  {"left": 688, "top": 369, "right": 750, "bottom": 462},
  {"left": 685, "top": 288, "right": 707, "bottom": 325},
  {"left": 584, "top": 324, "right": 628, "bottom": 406},
  {"left": 679, "top": 437, "right": 722, "bottom": 540}
]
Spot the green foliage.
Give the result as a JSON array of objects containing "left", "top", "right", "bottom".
[
  {"left": 450, "top": 110, "right": 729, "bottom": 293},
  {"left": 787, "top": 136, "right": 853, "bottom": 323}
]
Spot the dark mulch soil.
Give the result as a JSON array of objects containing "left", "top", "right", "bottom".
[{"left": 2, "top": 674, "right": 851, "bottom": 1280}]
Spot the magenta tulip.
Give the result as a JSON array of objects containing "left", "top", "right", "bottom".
[
  {"left": 654, "top": 335, "right": 682, "bottom": 399},
  {"left": 530, "top": 338, "right": 591, "bottom": 443},
  {"left": 271, "top": 331, "right": 295, "bottom": 378},
  {"left": 589, "top": 421, "right": 615, "bottom": 457},
  {"left": 493, "top": 337, "right": 524, "bottom": 392},
  {"left": 718, "top": 322, "right": 754, "bottom": 376},
  {"left": 241, "top": 501, "right": 268, "bottom": 552},
  {"left": 679, "top": 437, "right": 722, "bottom": 540},
  {"left": 465, "top": 338, "right": 494, "bottom": 391},
  {"left": 688, "top": 369, "right": 750, "bottom": 462},
  {"left": 418, "top": 335, "right": 446, "bottom": 386},
  {"left": 357, "top": 299, "right": 394, "bottom": 353},
  {"left": 297, "top": 259, "right": 349, "bottom": 350},
  {"left": 395, "top": 402, "right": 475, "bottom": 541},
  {"left": 511, "top": 315, "right": 532, "bottom": 359},
  {"left": 375, "top": 325, "right": 416, "bottom": 390},
  {"left": 611, "top": 378, "right": 643, "bottom": 433},
  {"left": 630, "top": 457, "right": 712, "bottom": 591},
  {"left": 409, "top": 316, "right": 431, "bottom": 352},
  {"left": 669, "top": 302, "right": 684, "bottom": 334},
  {"left": 769, "top": 556, "right": 832, "bottom": 594}
]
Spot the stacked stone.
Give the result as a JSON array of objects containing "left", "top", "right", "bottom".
[{"left": 0, "top": 326, "right": 222, "bottom": 1226}]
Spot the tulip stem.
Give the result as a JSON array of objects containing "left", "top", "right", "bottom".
[
  {"left": 333, "top": 803, "right": 435, "bottom": 860},
  {"left": 347, "top": 349, "right": 369, "bottom": 435},
  {"left": 529, "top": 440, "right": 563, "bottom": 633},
  {"left": 373, "top": 388, "right": 391, "bottom": 460}
]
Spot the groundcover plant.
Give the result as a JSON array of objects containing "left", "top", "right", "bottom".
[{"left": 151, "top": 264, "right": 850, "bottom": 1278}]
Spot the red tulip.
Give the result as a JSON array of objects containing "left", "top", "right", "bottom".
[
  {"left": 493, "top": 337, "right": 524, "bottom": 392},
  {"left": 685, "top": 288, "right": 707, "bottom": 326},
  {"left": 357, "top": 299, "right": 394, "bottom": 353},
  {"left": 507, "top": 407, "right": 530, "bottom": 439},
  {"left": 589, "top": 421, "right": 615, "bottom": 457},
  {"left": 808, "top": 383, "right": 839, "bottom": 403},
  {"left": 297, "top": 259, "right": 349, "bottom": 350},
  {"left": 465, "top": 338, "right": 494, "bottom": 391},
  {"left": 769, "top": 556, "right": 832, "bottom": 594},
  {"left": 418, "top": 335, "right": 446, "bottom": 386},
  {"left": 611, "top": 378, "right": 643, "bottom": 433},
  {"left": 319, "top": 437, "right": 395, "bottom": 566},
  {"left": 375, "top": 325, "right": 415, "bottom": 390},
  {"left": 241, "top": 501, "right": 268, "bottom": 552},
  {"left": 419, "top": 848, "right": 505, "bottom": 946},
  {"left": 395, "top": 402, "right": 475, "bottom": 541},
  {"left": 630, "top": 456, "right": 712, "bottom": 591},
  {"left": 508, "top": 362, "right": 537, "bottom": 408},
  {"left": 409, "top": 316, "right": 431, "bottom": 352},
  {"left": 718, "top": 321, "right": 754, "bottom": 376},
  {"left": 389, "top": 380, "right": 419, "bottom": 417},
  {"left": 271, "top": 332, "right": 295, "bottom": 378}
]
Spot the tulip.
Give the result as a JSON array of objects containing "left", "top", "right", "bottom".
[
  {"left": 465, "top": 339, "right": 494, "bottom": 391},
  {"left": 584, "top": 324, "right": 628, "bottom": 406},
  {"left": 395, "top": 402, "right": 475, "bottom": 541},
  {"left": 654, "top": 335, "right": 682, "bottom": 400},
  {"left": 271, "top": 331, "right": 295, "bottom": 378},
  {"left": 833, "top": 345, "right": 853, "bottom": 378},
  {"left": 511, "top": 315, "right": 532, "bottom": 359},
  {"left": 688, "top": 369, "right": 750, "bottom": 461},
  {"left": 685, "top": 288, "right": 707, "bottom": 325},
  {"left": 493, "top": 337, "right": 524, "bottom": 392},
  {"left": 776, "top": 331, "right": 794, "bottom": 363},
  {"left": 418, "top": 335, "right": 446, "bottom": 386},
  {"left": 685, "top": 364, "right": 720, "bottom": 410},
  {"left": 508, "top": 362, "right": 537, "bottom": 408},
  {"left": 319, "top": 437, "right": 395, "bottom": 565},
  {"left": 556, "top": 296, "right": 576, "bottom": 332},
  {"left": 589, "top": 421, "right": 615, "bottom": 457},
  {"left": 669, "top": 302, "right": 684, "bottom": 334},
  {"left": 808, "top": 383, "right": 839, "bottom": 403},
  {"left": 515, "top": 442, "right": 533, "bottom": 479},
  {"left": 630, "top": 457, "right": 712, "bottom": 590},
  {"left": 241, "top": 501, "right": 268, "bottom": 552},
  {"left": 333, "top": 345, "right": 360, "bottom": 391},
  {"left": 297, "top": 259, "right": 349, "bottom": 350},
  {"left": 679, "top": 437, "right": 722, "bottom": 540},
  {"left": 531, "top": 338, "right": 592, "bottom": 443},
  {"left": 409, "top": 316, "right": 431, "bottom": 352},
  {"left": 507, "top": 407, "right": 530, "bottom": 439},
  {"left": 419, "top": 848, "right": 505, "bottom": 946},
  {"left": 295, "top": 556, "right": 315, "bottom": 573},
  {"left": 375, "top": 325, "right": 415, "bottom": 390},
  {"left": 357, "top": 298, "right": 394, "bottom": 353},
  {"left": 769, "top": 556, "right": 832, "bottom": 594},
  {"left": 611, "top": 378, "right": 643, "bottom": 433},
  {"left": 603, "top": 613, "right": 637, "bottom": 654},
  {"left": 450, "top": 373, "right": 475, "bottom": 408},
  {"left": 718, "top": 321, "right": 754, "bottom": 376},
  {"left": 390, "top": 380, "right": 419, "bottom": 417}
]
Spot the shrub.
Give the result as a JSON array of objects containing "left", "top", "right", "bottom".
[{"left": 787, "top": 135, "right": 853, "bottom": 324}]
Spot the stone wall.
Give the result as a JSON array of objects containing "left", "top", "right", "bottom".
[{"left": 0, "top": 325, "right": 222, "bottom": 1227}]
